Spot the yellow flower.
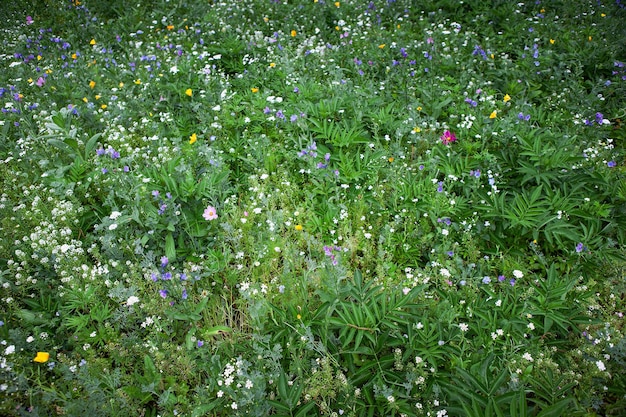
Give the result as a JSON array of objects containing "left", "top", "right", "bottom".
[
  {"left": 134, "top": 79, "right": 141, "bottom": 85},
  {"left": 295, "top": 224, "right": 303, "bottom": 231},
  {"left": 251, "top": 87, "right": 259, "bottom": 93},
  {"left": 378, "top": 44, "right": 386, "bottom": 49},
  {"left": 185, "top": 88, "right": 192, "bottom": 97},
  {"left": 334, "top": 1, "right": 340, "bottom": 7},
  {"left": 89, "top": 80, "right": 96, "bottom": 89},
  {"left": 291, "top": 30, "right": 297, "bottom": 37},
  {"left": 489, "top": 110, "right": 497, "bottom": 119},
  {"left": 388, "top": 157, "right": 394, "bottom": 163},
  {"left": 90, "top": 39, "right": 96, "bottom": 45},
  {"left": 588, "top": 36, "right": 592, "bottom": 41},
  {"left": 95, "top": 94, "right": 101, "bottom": 100},
  {"left": 297, "top": 314, "right": 302, "bottom": 320},
  {"left": 119, "top": 82, "right": 124, "bottom": 88},
  {"left": 45, "top": 69, "right": 52, "bottom": 74},
  {"left": 549, "top": 39, "right": 555, "bottom": 44},
  {"left": 601, "top": 13, "right": 606, "bottom": 17},
  {"left": 412, "top": 127, "right": 421, "bottom": 134},
  {"left": 101, "top": 104, "right": 107, "bottom": 110},
  {"left": 82, "top": 97, "right": 88, "bottom": 103},
  {"left": 417, "top": 106, "right": 422, "bottom": 111},
  {"left": 34, "top": 352, "right": 49, "bottom": 363},
  {"left": 490, "top": 53, "right": 494, "bottom": 59},
  {"left": 269, "top": 62, "right": 276, "bottom": 68},
  {"left": 503, "top": 94, "right": 511, "bottom": 103},
  {"left": 37, "top": 55, "right": 42, "bottom": 61},
  {"left": 28, "top": 78, "right": 33, "bottom": 83},
  {"left": 71, "top": 53, "right": 77, "bottom": 60},
  {"left": 166, "top": 25, "right": 174, "bottom": 30},
  {"left": 263, "top": 16, "right": 269, "bottom": 22},
  {"left": 189, "top": 133, "right": 197, "bottom": 144}
]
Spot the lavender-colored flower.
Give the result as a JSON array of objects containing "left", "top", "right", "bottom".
[
  {"left": 576, "top": 242, "right": 584, "bottom": 253},
  {"left": 182, "top": 289, "right": 188, "bottom": 300},
  {"left": 607, "top": 161, "right": 616, "bottom": 168},
  {"left": 197, "top": 340, "right": 204, "bottom": 347},
  {"left": 161, "top": 256, "right": 169, "bottom": 267},
  {"left": 482, "top": 276, "right": 491, "bottom": 284},
  {"left": 159, "top": 289, "right": 168, "bottom": 299},
  {"left": 596, "top": 112, "right": 604, "bottom": 125}
]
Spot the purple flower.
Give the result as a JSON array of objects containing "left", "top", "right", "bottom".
[
  {"left": 596, "top": 112, "right": 604, "bottom": 124},
  {"left": 159, "top": 289, "right": 168, "bottom": 299},
  {"left": 576, "top": 242, "right": 584, "bottom": 253},
  {"left": 36, "top": 77, "right": 45, "bottom": 87},
  {"left": 482, "top": 276, "right": 491, "bottom": 284},
  {"left": 197, "top": 340, "right": 204, "bottom": 348},
  {"left": 162, "top": 272, "right": 172, "bottom": 280},
  {"left": 161, "top": 256, "right": 169, "bottom": 267},
  {"left": 151, "top": 273, "right": 159, "bottom": 282},
  {"left": 152, "top": 190, "right": 160, "bottom": 198},
  {"left": 182, "top": 289, "right": 188, "bottom": 300},
  {"left": 498, "top": 275, "right": 506, "bottom": 282},
  {"left": 607, "top": 161, "right": 616, "bottom": 168},
  {"left": 509, "top": 279, "right": 516, "bottom": 286}
]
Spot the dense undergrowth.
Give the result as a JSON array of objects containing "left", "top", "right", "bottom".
[{"left": 1, "top": 0, "right": 625, "bottom": 416}]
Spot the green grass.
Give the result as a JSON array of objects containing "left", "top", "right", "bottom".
[{"left": 0, "top": 0, "right": 625, "bottom": 416}]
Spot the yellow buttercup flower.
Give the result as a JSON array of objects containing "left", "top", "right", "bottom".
[
  {"left": 89, "top": 80, "right": 96, "bottom": 89},
  {"left": 185, "top": 88, "right": 192, "bottom": 97},
  {"left": 549, "top": 39, "right": 555, "bottom": 45},
  {"left": 251, "top": 87, "right": 259, "bottom": 93},
  {"left": 291, "top": 30, "right": 297, "bottom": 37},
  {"left": 90, "top": 39, "right": 96, "bottom": 45},
  {"left": 269, "top": 62, "right": 276, "bottom": 68},
  {"left": 489, "top": 110, "right": 497, "bottom": 119},
  {"left": 95, "top": 94, "right": 101, "bottom": 100},
  {"left": 503, "top": 94, "right": 511, "bottom": 103},
  {"left": 34, "top": 352, "right": 49, "bottom": 363},
  {"left": 134, "top": 79, "right": 141, "bottom": 85},
  {"left": 378, "top": 44, "right": 386, "bottom": 49},
  {"left": 295, "top": 224, "right": 303, "bottom": 231},
  {"left": 189, "top": 133, "right": 197, "bottom": 144},
  {"left": 101, "top": 104, "right": 107, "bottom": 110},
  {"left": 334, "top": 1, "right": 340, "bottom": 7}
]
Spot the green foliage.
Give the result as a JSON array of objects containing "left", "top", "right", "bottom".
[{"left": 0, "top": 0, "right": 624, "bottom": 416}]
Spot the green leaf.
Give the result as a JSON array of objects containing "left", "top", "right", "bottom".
[{"left": 165, "top": 232, "right": 176, "bottom": 261}]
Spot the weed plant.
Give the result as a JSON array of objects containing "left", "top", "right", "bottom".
[{"left": 0, "top": 0, "right": 625, "bottom": 416}]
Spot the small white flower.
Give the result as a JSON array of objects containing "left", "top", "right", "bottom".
[
  {"left": 109, "top": 211, "right": 122, "bottom": 220},
  {"left": 231, "top": 402, "right": 238, "bottom": 410},
  {"left": 512, "top": 270, "right": 524, "bottom": 278},
  {"left": 126, "top": 296, "right": 140, "bottom": 306},
  {"left": 459, "top": 323, "right": 469, "bottom": 332},
  {"left": 108, "top": 223, "right": 118, "bottom": 230},
  {"left": 26, "top": 336, "right": 34, "bottom": 343},
  {"left": 596, "top": 360, "right": 606, "bottom": 371},
  {"left": 4, "top": 345, "right": 15, "bottom": 355},
  {"left": 522, "top": 352, "right": 534, "bottom": 362}
]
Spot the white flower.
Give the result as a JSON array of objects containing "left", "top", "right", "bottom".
[
  {"left": 522, "top": 352, "right": 534, "bottom": 362},
  {"left": 108, "top": 223, "right": 118, "bottom": 230},
  {"left": 26, "top": 336, "right": 34, "bottom": 343},
  {"left": 109, "top": 211, "right": 122, "bottom": 220},
  {"left": 217, "top": 390, "right": 223, "bottom": 398},
  {"left": 512, "top": 270, "right": 524, "bottom": 278},
  {"left": 231, "top": 402, "right": 238, "bottom": 410},
  {"left": 459, "top": 323, "right": 469, "bottom": 332},
  {"left": 440, "top": 268, "right": 451, "bottom": 278},
  {"left": 126, "top": 296, "right": 140, "bottom": 306},
  {"left": 4, "top": 345, "right": 15, "bottom": 355},
  {"left": 596, "top": 360, "right": 606, "bottom": 371}
]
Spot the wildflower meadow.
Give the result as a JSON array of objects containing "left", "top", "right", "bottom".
[{"left": 1, "top": 0, "right": 626, "bottom": 416}]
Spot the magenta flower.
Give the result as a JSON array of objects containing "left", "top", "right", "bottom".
[
  {"left": 440, "top": 130, "right": 457, "bottom": 145},
  {"left": 203, "top": 205, "right": 218, "bottom": 221},
  {"left": 35, "top": 77, "right": 45, "bottom": 87}
]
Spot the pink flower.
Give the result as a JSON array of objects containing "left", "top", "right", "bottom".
[
  {"left": 440, "top": 130, "right": 457, "bottom": 145},
  {"left": 203, "top": 205, "right": 218, "bottom": 221},
  {"left": 36, "top": 77, "right": 45, "bottom": 87},
  {"left": 26, "top": 16, "right": 34, "bottom": 25}
]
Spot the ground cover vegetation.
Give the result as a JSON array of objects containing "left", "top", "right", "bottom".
[{"left": 1, "top": 0, "right": 625, "bottom": 415}]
